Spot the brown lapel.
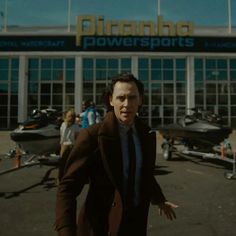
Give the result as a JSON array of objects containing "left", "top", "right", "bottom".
[{"left": 98, "top": 111, "right": 124, "bottom": 194}]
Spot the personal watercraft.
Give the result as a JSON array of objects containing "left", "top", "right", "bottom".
[
  {"left": 158, "top": 108, "right": 232, "bottom": 159},
  {"left": 10, "top": 109, "right": 62, "bottom": 155}
]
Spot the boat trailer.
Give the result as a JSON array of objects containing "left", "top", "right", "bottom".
[
  {"left": 160, "top": 137, "right": 236, "bottom": 180},
  {"left": 0, "top": 148, "right": 59, "bottom": 177}
]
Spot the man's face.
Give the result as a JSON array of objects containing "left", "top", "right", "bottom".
[{"left": 109, "top": 81, "right": 142, "bottom": 127}]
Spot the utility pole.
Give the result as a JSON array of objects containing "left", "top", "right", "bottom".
[
  {"left": 228, "top": 0, "right": 232, "bottom": 34},
  {"left": 3, "top": 0, "right": 8, "bottom": 32},
  {"left": 157, "top": 0, "right": 161, "bottom": 16},
  {"left": 67, "top": 0, "right": 71, "bottom": 32}
]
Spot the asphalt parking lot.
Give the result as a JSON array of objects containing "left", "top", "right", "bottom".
[{"left": 0, "top": 131, "right": 236, "bottom": 236}]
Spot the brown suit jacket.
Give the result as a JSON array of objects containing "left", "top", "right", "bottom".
[{"left": 55, "top": 111, "right": 166, "bottom": 236}]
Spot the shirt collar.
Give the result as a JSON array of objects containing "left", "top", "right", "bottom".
[{"left": 118, "top": 122, "right": 136, "bottom": 136}]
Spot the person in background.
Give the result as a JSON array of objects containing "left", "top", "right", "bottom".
[
  {"left": 58, "top": 108, "right": 81, "bottom": 181},
  {"left": 80, "top": 100, "right": 101, "bottom": 128},
  {"left": 55, "top": 73, "right": 178, "bottom": 236}
]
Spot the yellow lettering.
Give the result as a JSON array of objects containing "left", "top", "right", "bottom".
[
  {"left": 97, "top": 16, "right": 104, "bottom": 35},
  {"left": 76, "top": 15, "right": 96, "bottom": 46},
  {"left": 157, "top": 16, "right": 175, "bottom": 36},
  {"left": 106, "top": 21, "right": 119, "bottom": 35},
  {"left": 120, "top": 21, "right": 136, "bottom": 36},
  {"left": 76, "top": 15, "right": 194, "bottom": 46},
  {"left": 139, "top": 21, "right": 156, "bottom": 36},
  {"left": 176, "top": 21, "right": 194, "bottom": 36}
]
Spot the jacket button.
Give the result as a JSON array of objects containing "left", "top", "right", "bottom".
[{"left": 112, "top": 202, "right": 116, "bottom": 207}]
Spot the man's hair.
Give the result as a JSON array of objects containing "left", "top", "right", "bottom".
[{"left": 103, "top": 73, "right": 144, "bottom": 111}]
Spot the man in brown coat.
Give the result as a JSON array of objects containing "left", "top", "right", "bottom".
[{"left": 55, "top": 73, "right": 177, "bottom": 236}]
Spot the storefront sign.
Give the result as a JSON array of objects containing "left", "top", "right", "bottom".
[
  {"left": 76, "top": 15, "right": 194, "bottom": 46},
  {"left": 1, "top": 35, "right": 236, "bottom": 53}
]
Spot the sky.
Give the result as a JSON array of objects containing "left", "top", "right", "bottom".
[{"left": 0, "top": 0, "right": 235, "bottom": 28}]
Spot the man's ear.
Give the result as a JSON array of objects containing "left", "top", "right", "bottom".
[{"left": 109, "top": 96, "right": 114, "bottom": 107}]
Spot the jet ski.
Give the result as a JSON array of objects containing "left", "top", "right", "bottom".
[
  {"left": 158, "top": 108, "right": 232, "bottom": 158},
  {"left": 10, "top": 109, "right": 62, "bottom": 155}
]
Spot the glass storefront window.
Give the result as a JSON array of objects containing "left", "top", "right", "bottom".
[
  {"left": 40, "top": 95, "right": 51, "bottom": 105},
  {"left": 41, "top": 83, "right": 51, "bottom": 93},
  {"left": 176, "top": 59, "right": 186, "bottom": 69},
  {"left": 66, "top": 70, "right": 75, "bottom": 81},
  {"left": 151, "top": 59, "right": 161, "bottom": 69},
  {"left": 163, "top": 106, "right": 174, "bottom": 116},
  {"left": 83, "top": 70, "right": 93, "bottom": 81},
  {"left": 163, "top": 70, "right": 173, "bottom": 80},
  {"left": 176, "top": 95, "right": 186, "bottom": 105},
  {"left": 83, "top": 82, "right": 93, "bottom": 93},
  {"left": 151, "top": 70, "right": 161, "bottom": 80},
  {"left": 206, "top": 70, "right": 217, "bottom": 80},
  {"left": 218, "top": 70, "right": 227, "bottom": 80},
  {"left": 108, "top": 59, "right": 118, "bottom": 69},
  {"left": 96, "top": 59, "right": 106, "bottom": 69},
  {"left": 53, "top": 83, "right": 62, "bottom": 93},
  {"left": 53, "top": 95, "right": 62, "bottom": 105},
  {"left": 28, "top": 83, "right": 38, "bottom": 93},
  {"left": 164, "top": 95, "right": 173, "bottom": 104},
  {"left": 195, "top": 59, "right": 203, "bottom": 69},
  {"left": 230, "top": 59, "right": 236, "bottom": 69},
  {"left": 176, "top": 70, "right": 186, "bottom": 81},
  {"left": 151, "top": 95, "right": 161, "bottom": 104},
  {"left": 108, "top": 70, "right": 118, "bottom": 78},
  {"left": 83, "top": 58, "right": 93, "bottom": 69},
  {"left": 231, "top": 106, "right": 236, "bottom": 116},
  {"left": 10, "top": 95, "right": 18, "bottom": 105},
  {"left": 53, "top": 70, "right": 63, "bottom": 80},
  {"left": 163, "top": 83, "right": 173, "bottom": 93},
  {"left": 195, "top": 83, "right": 204, "bottom": 93},
  {"left": 138, "top": 58, "right": 148, "bottom": 69},
  {"left": 29, "top": 59, "right": 39, "bottom": 69},
  {"left": 41, "top": 59, "right": 52, "bottom": 69},
  {"left": 65, "top": 83, "right": 74, "bottom": 93},
  {"left": 231, "top": 95, "right": 236, "bottom": 104},
  {"left": 53, "top": 59, "right": 63, "bottom": 69},
  {"left": 0, "top": 70, "right": 8, "bottom": 80},
  {"left": 218, "top": 95, "right": 228, "bottom": 104},
  {"left": 206, "top": 84, "right": 216, "bottom": 93},
  {"left": 28, "top": 71, "right": 38, "bottom": 82},
  {"left": 195, "top": 71, "right": 204, "bottom": 81},
  {"left": 176, "top": 83, "right": 186, "bottom": 93},
  {"left": 96, "top": 70, "right": 107, "bottom": 80},
  {"left": 121, "top": 58, "right": 131, "bottom": 69},
  {"left": 217, "top": 59, "right": 227, "bottom": 69},
  {"left": 151, "top": 83, "right": 162, "bottom": 93},
  {"left": 206, "top": 59, "right": 216, "bottom": 69},
  {"left": 0, "top": 59, "right": 9, "bottom": 69},
  {"left": 96, "top": 83, "right": 107, "bottom": 93},
  {"left": 12, "top": 59, "right": 19, "bottom": 69},
  {"left": 230, "top": 71, "right": 236, "bottom": 80},
  {"left": 66, "top": 58, "right": 75, "bottom": 69},
  {"left": 10, "top": 83, "right": 18, "bottom": 93},
  {"left": 195, "top": 95, "right": 204, "bottom": 105},
  {"left": 163, "top": 59, "right": 173, "bottom": 69},
  {"left": 206, "top": 95, "right": 216, "bottom": 104},
  {"left": 41, "top": 70, "right": 51, "bottom": 81},
  {"left": 139, "top": 70, "right": 149, "bottom": 81}
]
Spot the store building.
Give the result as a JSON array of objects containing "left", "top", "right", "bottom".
[{"left": 0, "top": 15, "right": 236, "bottom": 130}]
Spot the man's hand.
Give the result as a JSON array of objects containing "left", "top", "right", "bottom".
[{"left": 158, "top": 201, "right": 178, "bottom": 220}]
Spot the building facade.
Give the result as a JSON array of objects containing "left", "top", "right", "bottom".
[{"left": 1, "top": 16, "right": 236, "bottom": 130}]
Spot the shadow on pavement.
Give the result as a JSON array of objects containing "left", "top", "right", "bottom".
[{"left": 0, "top": 166, "right": 57, "bottom": 199}]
